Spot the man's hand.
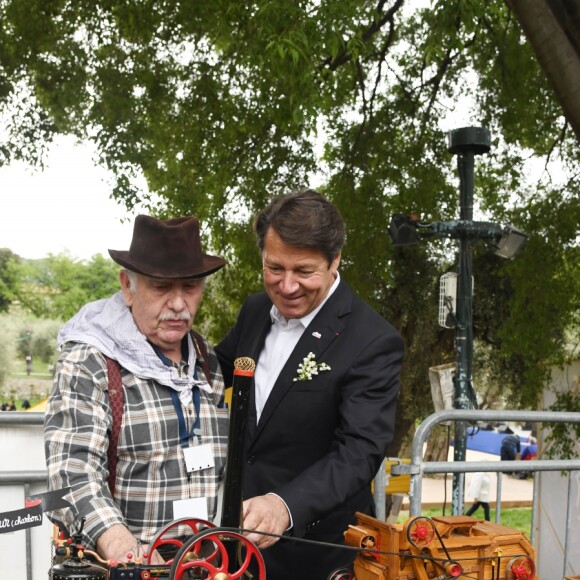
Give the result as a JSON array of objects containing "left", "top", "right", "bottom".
[
  {"left": 96, "top": 523, "right": 164, "bottom": 564},
  {"left": 242, "top": 495, "right": 291, "bottom": 549}
]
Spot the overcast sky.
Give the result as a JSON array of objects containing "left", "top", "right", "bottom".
[{"left": 0, "top": 135, "right": 140, "bottom": 261}]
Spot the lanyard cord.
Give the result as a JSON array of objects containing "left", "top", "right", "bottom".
[
  {"left": 153, "top": 344, "right": 202, "bottom": 449},
  {"left": 170, "top": 375, "right": 202, "bottom": 448}
]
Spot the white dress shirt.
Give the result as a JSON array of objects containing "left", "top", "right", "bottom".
[{"left": 254, "top": 273, "right": 340, "bottom": 422}]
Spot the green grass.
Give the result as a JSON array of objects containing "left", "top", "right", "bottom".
[
  {"left": 1, "top": 357, "right": 53, "bottom": 409},
  {"left": 396, "top": 507, "right": 532, "bottom": 534},
  {"left": 9, "top": 357, "right": 53, "bottom": 380}
]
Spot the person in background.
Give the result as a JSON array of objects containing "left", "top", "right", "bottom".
[
  {"left": 521, "top": 436, "right": 537, "bottom": 461},
  {"left": 216, "top": 188, "right": 404, "bottom": 579},
  {"left": 465, "top": 472, "right": 491, "bottom": 521},
  {"left": 517, "top": 436, "right": 538, "bottom": 479},
  {"left": 44, "top": 215, "right": 228, "bottom": 564},
  {"left": 500, "top": 433, "right": 521, "bottom": 476}
]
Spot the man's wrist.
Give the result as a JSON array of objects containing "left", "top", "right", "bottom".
[
  {"left": 96, "top": 524, "right": 138, "bottom": 561},
  {"left": 266, "top": 493, "right": 293, "bottom": 531}
]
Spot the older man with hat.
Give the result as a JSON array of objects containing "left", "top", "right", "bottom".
[{"left": 44, "top": 215, "right": 228, "bottom": 564}]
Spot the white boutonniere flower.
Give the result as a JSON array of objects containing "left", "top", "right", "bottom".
[{"left": 293, "top": 352, "right": 331, "bottom": 381}]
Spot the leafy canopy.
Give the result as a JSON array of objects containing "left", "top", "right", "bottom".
[{"left": 1, "top": 0, "right": 579, "bottom": 447}]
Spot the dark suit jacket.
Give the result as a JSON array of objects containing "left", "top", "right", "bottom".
[{"left": 216, "top": 279, "right": 403, "bottom": 578}]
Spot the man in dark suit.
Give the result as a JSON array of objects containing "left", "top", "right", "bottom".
[{"left": 216, "top": 189, "right": 404, "bottom": 579}]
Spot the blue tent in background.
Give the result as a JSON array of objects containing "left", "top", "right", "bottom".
[{"left": 464, "top": 428, "right": 531, "bottom": 456}]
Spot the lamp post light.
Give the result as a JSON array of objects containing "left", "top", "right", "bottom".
[
  {"left": 388, "top": 127, "right": 528, "bottom": 515},
  {"left": 447, "top": 127, "right": 490, "bottom": 515}
]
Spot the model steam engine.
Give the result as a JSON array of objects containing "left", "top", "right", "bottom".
[
  {"left": 48, "top": 512, "right": 536, "bottom": 579},
  {"left": 49, "top": 515, "right": 267, "bottom": 579}
]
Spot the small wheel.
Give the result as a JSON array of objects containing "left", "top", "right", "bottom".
[
  {"left": 506, "top": 556, "right": 535, "bottom": 580},
  {"left": 327, "top": 567, "right": 355, "bottom": 580},
  {"left": 406, "top": 516, "right": 436, "bottom": 549},
  {"left": 170, "top": 527, "right": 265, "bottom": 580},
  {"left": 445, "top": 561, "right": 463, "bottom": 577},
  {"left": 145, "top": 517, "right": 216, "bottom": 565}
]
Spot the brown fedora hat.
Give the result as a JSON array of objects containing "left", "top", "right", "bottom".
[{"left": 108, "top": 215, "right": 226, "bottom": 279}]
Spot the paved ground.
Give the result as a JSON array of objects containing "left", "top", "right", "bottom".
[{"left": 402, "top": 449, "right": 534, "bottom": 510}]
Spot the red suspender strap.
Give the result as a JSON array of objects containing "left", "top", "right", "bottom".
[
  {"left": 105, "top": 356, "right": 124, "bottom": 498},
  {"left": 105, "top": 334, "right": 208, "bottom": 498},
  {"left": 191, "top": 330, "right": 212, "bottom": 387}
]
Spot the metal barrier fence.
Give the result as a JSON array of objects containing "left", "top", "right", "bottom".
[
  {"left": 386, "top": 409, "right": 580, "bottom": 578},
  {"left": 3, "top": 410, "right": 580, "bottom": 578},
  {"left": 0, "top": 410, "right": 47, "bottom": 486},
  {"left": 0, "top": 412, "right": 48, "bottom": 580}
]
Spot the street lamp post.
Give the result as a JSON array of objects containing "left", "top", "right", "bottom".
[
  {"left": 388, "top": 126, "right": 528, "bottom": 515},
  {"left": 447, "top": 127, "right": 491, "bottom": 514}
]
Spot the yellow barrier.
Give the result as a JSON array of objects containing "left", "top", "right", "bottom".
[
  {"left": 384, "top": 458, "right": 411, "bottom": 494},
  {"left": 370, "top": 458, "right": 411, "bottom": 495},
  {"left": 224, "top": 386, "right": 233, "bottom": 409}
]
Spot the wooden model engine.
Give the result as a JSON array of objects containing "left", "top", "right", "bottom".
[{"left": 345, "top": 512, "right": 536, "bottom": 580}]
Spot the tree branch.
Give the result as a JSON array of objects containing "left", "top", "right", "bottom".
[{"left": 321, "top": 0, "right": 405, "bottom": 72}]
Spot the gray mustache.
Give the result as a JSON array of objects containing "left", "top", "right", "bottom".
[{"left": 159, "top": 310, "right": 191, "bottom": 321}]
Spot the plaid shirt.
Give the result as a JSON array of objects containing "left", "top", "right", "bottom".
[{"left": 44, "top": 336, "right": 228, "bottom": 549}]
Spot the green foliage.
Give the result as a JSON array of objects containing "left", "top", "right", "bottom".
[
  {"left": 0, "top": 309, "right": 60, "bottom": 391},
  {"left": 1, "top": 0, "right": 579, "bottom": 449},
  {"left": 545, "top": 380, "right": 580, "bottom": 460},
  {"left": 5, "top": 308, "right": 61, "bottom": 364},
  {"left": 0, "top": 310, "right": 25, "bottom": 384},
  {"left": 31, "top": 318, "right": 63, "bottom": 363},
  {"left": 16, "top": 327, "right": 33, "bottom": 359},
  {"left": 0, "top": 320, "right": 12, "bottom": 384},
  {"left": 14, "top": 253, "right": 120, "bottom": 320},
  {"left": 0, "top": 248, "right": 21, "bottom": 311}
]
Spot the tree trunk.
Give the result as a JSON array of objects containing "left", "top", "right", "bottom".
[{"left": 508, "top": 0, "right": 580, "bottom": 141}]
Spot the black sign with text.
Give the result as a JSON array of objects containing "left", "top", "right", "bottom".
[
  {"left": 0, "top": 504, "right": 43, "bottom": 534},
  {"left": 0, "top": 487, "right": 71, "bottom": 535}
]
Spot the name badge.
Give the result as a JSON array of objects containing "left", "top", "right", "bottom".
[
  {"left": 173, "top": 497, "right": 208, "bottom": 521},
  {"left": 183, "top": 443, "right": 215, "bottom": 473}
]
